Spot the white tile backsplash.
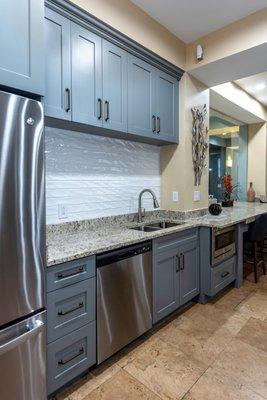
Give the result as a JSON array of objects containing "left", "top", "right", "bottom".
[{"left": 45, "top": 127, "right": 161, "bottom": 224}]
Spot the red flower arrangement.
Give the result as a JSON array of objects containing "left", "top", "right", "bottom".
[{"left": 220, "top": 174, "right": 238, "bottom": 206}]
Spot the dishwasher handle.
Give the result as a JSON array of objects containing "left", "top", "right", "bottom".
[{"left": 97, "top": 241, "right": 152, "bottom": 267}]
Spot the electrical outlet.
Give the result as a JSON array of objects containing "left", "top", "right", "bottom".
[
  {"left": 194, "top": 191, "right": 201, "bottom": 201},
  {"left": 58, "top": 204, "right": 68, "bottom": 219},
  {"left": 172, "top": 191, "right": 179, "bottom": 202}
]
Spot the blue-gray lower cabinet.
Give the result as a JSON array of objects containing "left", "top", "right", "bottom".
[
  {"left": 153, "top": 247, "right": 180, "bottom": 323},
  {"left": 47, "top": 256, "right": 96, "bottom": 395},
  {"left": 179, "top": 239, "right": 199, "bottom": 305},
  {"left": 47, "top": 278, "right": 96, "bottom": 343},
  {"left": 153, "top": 229, "right": 199, "bottom": 323},
  {"left": 0, "top": 0, "right": 44, "bottom": 95},
  {"left": 47, "top": 321, "right": 96, "bottom": 395},
  {"left": 47, "top": 256, "right": 95, "bottom": 292},
  {"left": 199, "top": 227, "right": 237, "bottom": 303},
  {"left": 210, "top": 256, "right": 236, "bottom": 296},
  {"left": 44, "top": 8, "right": 71, "bottom": 120}
]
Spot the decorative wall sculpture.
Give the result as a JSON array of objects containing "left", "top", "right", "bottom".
[{"left": 191, "top": 104, "right": 208, "bottom": 186}]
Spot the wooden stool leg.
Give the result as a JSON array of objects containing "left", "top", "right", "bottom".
[
  {"left": 253, "top": 241, "right": 258, "bottom": 283},
  {"left": 261, "top": 240, "right": 266, "bottom": 275}
]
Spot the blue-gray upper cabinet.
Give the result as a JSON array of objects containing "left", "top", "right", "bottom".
[
  {"left": 71, "top": 23, "right": 102, "bottom": 126},
  {"left": 153, "top": 248, "right": 180, "bottom": 323},
  {"left": 155, "top": 70, "right": 178, "bottom": 143},
  {"left": 44, "top": 8, "right": 71, "bottom": 120},
  {"left": 102, "top": 40, "right": 127, "bottom": 132},
  {"left": 0, "top": 0, "right": 44, "bottom": 95},
  {"left": 179, "top": 239, "right": 199, "bottom": 306},
  {"left": 128, "top": 55, "right": 156, "bottom": 139}
]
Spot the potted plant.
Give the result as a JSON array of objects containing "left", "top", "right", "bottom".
[{"left": 220, "top": 174, "right": 238, "bottom": 207}]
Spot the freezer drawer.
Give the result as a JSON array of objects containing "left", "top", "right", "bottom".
[{"left": 0, "top": 311, "right": 46, "bottom": 400}]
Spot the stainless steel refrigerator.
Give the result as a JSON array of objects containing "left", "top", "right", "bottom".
[{"left": 0, "top": 90, "right": 46, "bottom": 400}]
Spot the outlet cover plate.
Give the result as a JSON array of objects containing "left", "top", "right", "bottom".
[
  {"left": 194, "top": 191, "right": 201, "bottom": 201},
  {"left": 172, "top": 191, "right": 179, "bottom": 202}
]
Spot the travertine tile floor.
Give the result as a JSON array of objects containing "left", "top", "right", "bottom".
[{"left": 55, "top": 272, "right": 267, "bottom": 400}]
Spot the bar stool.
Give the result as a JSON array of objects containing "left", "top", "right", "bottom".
[{"left": 243, "top": 214, "right": 267, "bottom": 283}]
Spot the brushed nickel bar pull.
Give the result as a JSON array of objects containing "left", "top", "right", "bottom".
[
  {"left": 58, "top": 302, "right": 84, "bottom": 316},
  {"left": 57, "top": 266, "right": 85, "bottom": 280},
  {"left": 97, "top": 98, "right": 102, "bottom": 120},
  {"left": 152, "top": 115, "right": 156, "bottom": 133},
  {"left": 65, "top": 88, "right": 71, "bottom": 112},
  {"left": 104, "top": 100, "right": 110, "bottom": 121},
  {"left": 180, "top": 254, "right": 185, "bottom": 270},
  {"left": 156, "top": 116, "right": 160, "bottom": 134},
  {"left": 58, "top": 347, "right": 84, "bottom": 366},
  {"left": 175, "top": 254, "right": 180, "bottom": 272},
  {"left": 221, "top": 271, "right": 230, "bottom": 278}
]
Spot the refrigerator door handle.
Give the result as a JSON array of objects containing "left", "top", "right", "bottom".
[{"left": 0, "top": 319, "right": 44, "bottom": 356}]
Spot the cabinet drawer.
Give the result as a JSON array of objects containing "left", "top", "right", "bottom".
[
  {"left": 47, "top": 278, "right": 96, "bottom": 343},
  {"left": 47, "top": 322, "right": 96, "bottom": 395},
  {"left": 211, "top": 256, "right": 236, "bottom": 295},
  {"left": 154, "top": 228, "right": 198, "bottom": 254},
  {"left": 47, "top": 256, "right": 95, "bottom": 292}
]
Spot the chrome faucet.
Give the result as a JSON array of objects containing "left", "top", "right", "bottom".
[{"left": 138, "top": 189, "right": 159, "bottom": 223}]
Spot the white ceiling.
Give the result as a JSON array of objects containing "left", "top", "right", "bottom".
[
  {"left": 131, "top": 0, "right": 267, "bottom": 43},
  {"left": 235, "top": 72, "right": 267, "bottom": 106}
]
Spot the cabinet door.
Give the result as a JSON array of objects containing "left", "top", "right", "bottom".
[
  {"left": 44, "top": 8, "right": 71, "bottom": 120},
  {"left": 179, "top": 240, "right": 199, "bottom": 306},
  {"left": 155, "top": 70, "right": 178, "bottom": 143},
  {"left": 0, "top": 0, "right": 44, "bottom": 95},
  {"left": 71, "top": 23, "right": 102, "bottom": 126},
  {"left": 128, "top": 55, "right": 156, "bottom": 138},
  {"left": 153, "top": 248, "right": 179, "bottom": 323},
  {"left": 102, "top": 40, "right": 127, "bottom": 132}
]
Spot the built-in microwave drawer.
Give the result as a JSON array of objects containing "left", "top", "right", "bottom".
[
  {"left": 47, "top": 321, "right": 96, "bottom": 395},
  {"left": 211, "top": 256, "right": 236, "bottom": 296},
  {"left": 47, "top": 256, "right": 95, "bottom": 292},
  {"left": 47, "top": 278, "right": 95, "bottom": 343}
]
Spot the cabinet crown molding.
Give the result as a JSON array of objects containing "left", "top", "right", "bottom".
[{"left": 45, "top": 0, "right": 184, "bottom": 80}]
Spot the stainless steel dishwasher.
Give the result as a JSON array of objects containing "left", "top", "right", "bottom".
[{"left": 96, "top": 242, "right": 152, "bottom": 364}]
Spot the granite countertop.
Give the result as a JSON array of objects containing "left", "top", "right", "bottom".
[{"left": 46, "top": 202, "right": 267, "bottom": 267}]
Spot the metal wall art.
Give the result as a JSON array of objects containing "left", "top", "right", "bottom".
[{"left": 191, "top": 104, "right": 208, "bottom": 186}]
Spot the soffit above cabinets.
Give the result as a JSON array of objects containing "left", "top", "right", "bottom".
[
  {"left": 210, "top": 90, "right": 266, "bottom": 124},
  {"left": 235, "top": 72, "right": 267, "bottom": 107}
]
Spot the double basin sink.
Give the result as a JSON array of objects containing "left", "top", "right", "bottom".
[{"left": 130, "top": 221, "right": 185, "bottom": 232}]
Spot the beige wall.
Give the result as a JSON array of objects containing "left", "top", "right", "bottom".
[
  {"left": 70, "top": 0, "right": 186, "bottom": 70},
  {"left": 186, "top": 8, "right": 267, "bottom": 70},
  {"left": 161, "top": 73, "right": 209, "bottom": 211},
  {"left": 248, "top": 123, "right": 267, "bottom": 197}
]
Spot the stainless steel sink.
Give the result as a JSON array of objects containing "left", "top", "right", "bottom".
[
  {"left": 130, "top": 225, "right": 162, "bottom": 232},
  {"left": 129, "top": 221, "right": 185, "bottom": 232},
  {"left": 146, "top": 221, "right": 185, "bottom": 229}
]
